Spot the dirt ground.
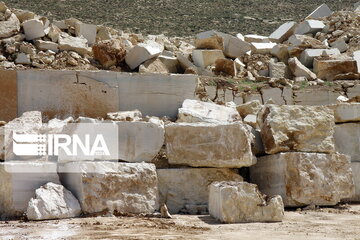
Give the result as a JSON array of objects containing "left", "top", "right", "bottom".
[{"left": 1, "top": 204, "right": 360, "bottom": 240}]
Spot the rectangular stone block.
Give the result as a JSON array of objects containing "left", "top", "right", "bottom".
[
  {"left": 157, "top": 168, "right": 243, "bottom": 214},
  {"left": 306, "top": 4, "right": 332, "bottom": 19},
  {"left": 269, "top": 21, "right": 296, "bottom": 43},
  {"left": 250, "top": 153, "right": 355, "bottom": 207},
  {"left": 251, "top": 42, "right": 277, "bottom": 54},
  {"left": 329, "top": 103, "right": 360, "bottom": 123},
  {"left": 0, "top": 69, "right": 17, "bottom": 122},
  {"left": 334, "top": 123, "right": 360, "bottom": 162},
  {"left": 295, "top": 20, "right": 325, "bottom": 35},
  {"left": 299, "top": 49, "right": 340, "bottom": 67},
  {"left": 192, "top": 49, "right": 225, "bottom": 68},
  {"left": 314, "top": 58, "right": 358, "bottom": 81},
  {"left": 260, "top": 105, "right": 335, "bottom": 154},
  {"left": 209, "top": 182, "right": 284, "bottom": 223},
  {"left": 350, "top": 162, "right": 360, "bottom": 202},
  {"left": 58, "top": 162, "right": 158, "bottom": 214},
  {"left": 0, "top": 162, "right": 60, "bottom": 218},
  {"left": 165, "top": 122, "right": 255, "bottom": 168},
  {"left": 294, "top": 88, "right": 343, "bottom": 105}
]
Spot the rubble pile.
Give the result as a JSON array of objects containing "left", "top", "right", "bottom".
[{"left": 0, "top": 2, "right": 360, "bottom": 225}]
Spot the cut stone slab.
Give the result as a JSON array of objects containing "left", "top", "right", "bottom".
[
  {"left": 192, "top": 49, "right": 224, "bottom": 68},
  {"left": 92, "top": 39, "right": 126, "bottom": 69},
  {"left": 26, "top": 182, "right": 81, "bottom": 220},
  {"left": 328, "top": 103, "right": 360, "bottom": 123},
  {"left": 177, "top": 99, "right": 241, "bottom": 123},
  {"left": 353, "top": 50, "right": 360, "bottom": 73},
  {"left": 165, "top": 122, "right": 255, "bottom": 168},
  {"left": 314, "top": 58, "right": 358, "bottom": 81},
  {"left": 75, "top": 22, "right": 97, "bottom": 46},
  {"left": 334, "top": 123, "right": 360, "bottom": 162},
  {"left": 251, "top": 42, "right": 277, "bottom": 54},
  {"left": 125, "top": 41, "right": 163, "bottom": 70},
  {"left": 0, "top": 13, "right": 20, "bottom": 38},
  {"left": 260, "top": 87, "right": 286, "bottom": 105},
  {"left": 349, "top": 162, "right": 360, "bottom": 202},
  {"left": 306, "top": 4, "right": 332, "bottom": 19},
  {"left": 259, "top": 104, "right": 335, "bottom": 154},
  {"left": 293, "top": 88, "right": 343, "bottom": 106},
  {"left": 157, "top": 168, "right": 243, "bottom": 214},
  {"left": 269, "top": 21, "right": 297, "bottom": 43},
  {"left": 117, "top": 120, "right": 164, "bottom": 163},
  {"left": 330, "top": 38, "right": 348, "bottom": 53},
  {"left": 58, "top": 162, "right": 158, "bottom": 214},
  {"left": 244, "top": 34, "right": 270, "bottom": 43},
  {"left": 250, "top": 152, "right": 355, "bottom": 207},
  {"left": 288, "top": 57, "right": 316, "bottom": 80},
  {"left": 35, "top": 40, "right": 59, "bottom": 53},
  {"left": 0, "top": 162, "right": 60, "bottom": 218},
  {"left": 295, "top": 20, "right": 325, "bottom": 35},
  {"left": 58, "top": 33, "right": 91, "bottom": 56},
  {"left": 299, "top": 48, "right": 340, "bottom": 67},
  {"left": 22, "top": 19, "right": 45, "bottom": 40},
  {"left": 214, "top": 58, "right": 237, "bottom": 77},
  {"left": 209, "top": 181, "right": 284, "bottom": 223}
]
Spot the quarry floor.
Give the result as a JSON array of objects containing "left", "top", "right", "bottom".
[{"left": 1, "top": 205, "right": 360, "bottom": 240}]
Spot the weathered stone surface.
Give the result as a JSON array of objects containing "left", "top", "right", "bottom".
[
  {"left": 271, "top": 44, "right": 290, "bottom": 63},
  {"left": 314, "top": 58, "right": 358, "bottom": 81},
  {"left": 0, "top": 72, "right": 16, "bottom": 122},
  {"left": 288, "top": 34, "right": 325, "bottom": 48},
  {"left": 75, "top": 22, "right": 97, "bottom": 46},
  {"left": 158, "top": 55, "right": 179, "bottom": 73},
  {"left": 11, "top": 9, "right": 35, "bottom": 23},
  {"left": 261, "top": 87, "right": 286, "bottom": 105},
  {"left": 299, "top": 48, "right": 340, "bottom": 67},
  {"left": 0, "top": 162, "right": 60, "bottom": 218},
  {"left": 58, "top": 162, "right": 158, "bottom": 214},
  {"left": 269, "top": 21, "right": 297, "bottom": 43},
  {"left": 209, "top": 182, "right": 284, "bottom": 223},
  {"left": 195, "top": 33, "right": 223, "bottom": 50},
  {"left": 58, "top": 33, "right": 91, "bottom": 56},
  {"left": 23, "top": 19, "right": 45, "bottom": 40},
  {"left": 35, "top": 40, "right": 59, "bottom": 53},
  {"left": 251, "top": 42, "right": 277, "bottom": 54},
  {"left": 192, "top": 49, "right": 224, "bottom": 68},
  {"left": 165, "top": 122, "right": 255, "bottom": 168},
  {"left": 294, "top": 88, "right": 343, "bottom": 106},
  {"left": 139, "top": 58, "right": 169, "bottom": 74},
  {"left": 219, "top": 32, "right": 251, "bottom": 58},
  {"left": 334, "top": 123, "right": 360, "bottom": 162},
  {"left": 259, "top": 105, "right": 335, "bottom": 154},
  {"left": 350, "top": 162, "right": 360, "bottom": 202},
  {"left": 236, "top": 100, "right": 262, "bottom": 119},
  {"left": 92, "top": 39, "right": 126, "bottom": 68},
  {"left": 330, "top": 38, "right": 348, "bottom": 53},
  {"left": 26, "top": 183, "right": 81, "bottom": 220},
  {"left": 354, "top": 50, "right": 360, "bottom": 73},
  {"left": 125, "top": 41, "right": 163, "bottom": 70},
  {"left": 157, "top": 168, "right": 243, "bottom": 214},
  {"left": 117, "top": 120, "right": 164, "bottom": 163},
  {"left": 295, "top": 20, "right": 325, "bottom": 35},
  {"left": 244, "top": 34, "right": 270, "bottom": 43},
  {"left": 106, "top": 110, "right": 142, "bottom": 121},
  {"left": 214, "top": 58, "right": 237, "bottom": 77},
  {"left": 177, "top": 99, "right": 240, "bottom": 123},
  {"left": 15, "top": 52, "right": 31, "bottom": 65},
  {"left": 269, "top": 60, "right": 291, "bottom": 79},
  {"left": 306, "top": 4, "right": 332, "bottom": 19},
  {"left": 288, "top": 57, "right": 316, "bottom": 80},
  {"left": 329, "top": 103, "right": 360, "bottom": 123},
  {"left": 250, "top": 152, "right": 355, "bottom": 207},
  {"left": 0, "top": 13, "right": 20, "bottom": 38}
]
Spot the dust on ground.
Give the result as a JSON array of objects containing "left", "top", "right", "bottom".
[{"left": 1, "top": 204, "right": 360, "bottom": 240}]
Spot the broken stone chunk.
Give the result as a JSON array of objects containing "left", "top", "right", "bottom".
[
  {"left": 75, "top": 22, "right": 97, "bottom": 46},
  {"left": 192, "top": 49, "right": 224, "bottom": 68},
  {"left": 125, "top": 41, "right": 163, "bottom": 70},
  {"left": 299, "top": 48, "right": 340, "bottom": 67},
  {"left": 330, "top": 38, "right": 348, "bottom": 53},
  {"left": 251, "top": 42, "right": 277, "bottom": 54},
  {"left": 244, "top": 34, "right": 270, "bottom": 43},
  {"left": 195, "top": 33, "right": 223, "bottom": 50},
  {"left": 250, "top": 153, "right": 354, "bottom": 207},
  {"left": 165, "top": 122, "right": 255, "bottom": 168},
  {"left": 58, "top": 33, "right": 91, "bottom": 56},
  {"left": 26, "top": 182, "right": 81, "bottom": 220},
  {"left": 22, "top": 18, "right": 45, "bottom": 40},
  {"left": 157, "top": 168, "right": 243, "bottom": 214},
  {"left": 92, "top": 39, "right": 126, "bottom": 69},
  {"left": 288, "top": 57, "right": 316, "bottom": 80},
  {"left": 139, "top": 57, "right": 169, "bottom": 74},
  {"left": 58, "top": 162, "right": 159, "bottom": 214},
  {"left": 158, "top": 55, "right": 179, "bottom": 73},
  {"left": 214, "top": 58, "right": 237, "bottom": 77},
  {"left": 177, "top": 99, "right": 241, "bottom": 123},
  {"left": 269, "top": 21, "right": 297, "bottom": 43},
  {"left": 295, "top": 20, "right": 325, "bottom": 35},
  {"left": 314, "top": 58, "right": 358, "bottom": 81},
  {"left": 236, "top": 100, "right": 262, "bottom": 119},
  {"left": 106, "top": 110, "right": 142, "bottom": 121},
  {"left": 209, "top": 181, "right": 284, "bottom": 223},
  {"left": 35, "top": 40, "right": 59, "bottom": 53},
  {"left": 0, "top": 13, "right": 20, "bottom": 38},
  {"left": 15, "top": 52, "right": 31, "bottom": 65},
  {"left": 259, "top": 104, "right": 335, "bottom": 154},
  {"left": 271, "top": 44, "right": 290, "bottom": 63}
]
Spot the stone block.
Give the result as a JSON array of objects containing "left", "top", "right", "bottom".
[
  {"left": 58, "top": 162, "right": 158, "bottom": 214},
  {"left": 329, "top": 103, "right": 360, "bottom": 123},
  {"left": 350, "top": 162, "right": 360, "bottom": 202},
  {"left": 269, "top": 61, "right": 291, "bottom": 79},
  {"left": 334, "top": 123, "right": 360, "bottom": 162},
  {"left": 22, "top": 19, "right": 45, "bottom": 40},
  {"left": 58, "top": 33, "right": 91, "bottom": 56},
  {"left": 288, "top": 57, "right": 316, "bottom": 80},
  {"left": 295, "top": 20, "right": 325, "bottom": 35},
  {"left": 269, "top": 21, "right": 297, "bottom": 43},
  {"left": 244, "top": 34, "right": 270, "bottom": 43},
  {"left": 294, "top": 88, "right": 343, "bottom": 105},
  {"left": 192, "top": 49, "right": 224, "bottom": 68},
  {"left": 157, "top": 168, "right": 242, "bottom": 214},
  {"left": 139, "top": 58, "right": 169, "bottom": 74},
  {"left": 251, "top": 42, "right": 277, "bottom": 54},
  {"left": 0, "top": 13, "right": 20, "bottom": 38},
  {"left": 250, "top": 153, "right": 354, "bottom": 207},
  {"left": 219, "top": 32, "right": 251, "bottom": 58},
  {"left": 15, "top": 53, "right": 31, "bottom": 65},
  {"left": 177, "top": 99, "right": 240, "bottom": 123},
  {"left": 75, "top": 22, "right": 97, "bottom": 46},
  {"left": 236, "top": 100, "right": 262, "bottom": 118},
  {"left": 306, "top": 4, "right": 332, "bottom": 19},
  {"left": 209, "top": 182, "right": 284, "bottom": 223},
  {"left": 354, "top": 50, "right": 360, "bottom": 73},
  {"left": 125, "top": 41, "right": 164, "bottom": 70},
  {"left": 271, "top": 44, "right": 290, "bottom": 63},
  {"left": 35, "top": 40, "right": 59, "bottom": 53},
  {"left": 158, "top": 55, "right": 179, "bottom": 73},
  {"left": 214, "top": 58, "right": 237, "bottom": 77},
  {"left": 260, "top": 87, "right": 285, "bottom": 105},
  {"left": 195, "top": 32, "right": 223, "bottom": 50},
  {"left": 165, "top": 122, "right": 255, "bottom": 168},
  {"left": 259, "top": 104, "right": 335, "bottom": 154},
  {"left": 92, "top": 39, "right": 126, "bottom": 69},
  {"left": 0, "top": 162, "right": 60, "bottom": 218},
  {"left": 0, "top": 70, "right": 17, "bottom": 122},
  {"left": 330, "top": 38, "right": 348, "bottom": 53},
  {"left": 314, "top": 58, "right": 358, "bottom": 81},
  {"left": 299, "top": 48, "right": 340, "bottom": 67}
]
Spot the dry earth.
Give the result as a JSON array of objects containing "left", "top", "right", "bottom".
[
  {"left": 2, "top": 0, "right": 359, "bottom": 36},
  {"left": 1, "top": 205, "right": 360, "bottom": 240}
]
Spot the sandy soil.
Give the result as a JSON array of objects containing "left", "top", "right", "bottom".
[{"left": 1, "top": 205, "right": 360, "bottom": 240}]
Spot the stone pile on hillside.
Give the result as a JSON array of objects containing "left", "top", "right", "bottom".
[{"left": 0, "top": 2, "right": 359, "bottom": 87}]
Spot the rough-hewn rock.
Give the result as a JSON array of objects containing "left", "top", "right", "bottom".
[
  {"left": 106, "top": 110, "right": 142, "bottom": 121},
  {"left": 209, "top": 181, "right": 284, "bottom": 223},
  {"left": 313, "top": 58, "right": 358, "bottom": 81},
  {"left": 157, "top": 168, "right": 243, "bottom": 214},
  {"left": 125, "top": 41, "right": 163, "bottom": 70},
  {"left": 139, "top": 57, "right": 169, "bottom": 74},
  {"left": 250, "top": 153, "right": 355, "bottom": 207},
  {"left": 165, "top": 122, "right": 255, "bottom": 168},
  {"left": 177, "top": 99, "right": 240, "bottom": 123},
  {"left": 259, "top": 105, "right": 335, "bottom": 154},
  {"left": 22, "top": 19, "right": 45, "bottom": 41},
  {"left": 0, "top": 13, "right": 20, "bottom": 38},
  {"left": 236, "top": 100, "right": 262, "bottom": 119},
  {"left": 195, "top": 34, "right": 223, "bottom": 50},
  {"left": 192, "top": 49, "right": 224, "bottom": 68},
  {"left": 299, "top": 48, "right": 340, "bottom": 67},
  {"left": 288, "top": 57, "right": 316, "bottom": 80},
  {"left": 58, "top": 33, "right": 91, "bottom": 56},
  {"left": 26, "top": 182, "right": 81, "bottom": 220},
  {"left": 92, "top": 39, "right": 126, "bottom": 68},
  {"left": 58, "top": 162, "right": 159, "bottom": 214},
  {"left": 214, "top": 58, "right": 237, "bottom": 77}
]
